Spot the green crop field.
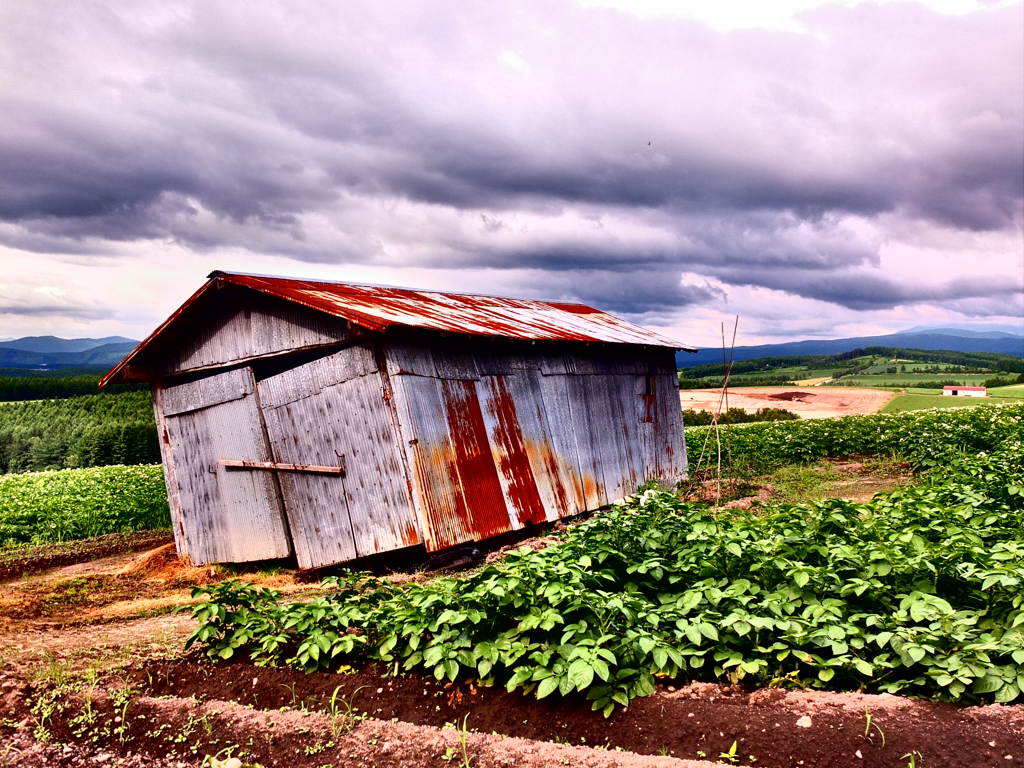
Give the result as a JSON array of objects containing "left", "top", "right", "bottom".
[
  {"left": 991, "top": 384, "right": 1024, "bottom": 398},
  {"left": 188, "top": 404, "right": 1024, "bottom": 711},
  {"left": 881, "top": 394, "right": 1017, "bottom": 413},
  {"left": 679, "top": 346, "right": 1023, "bottom": 390},
  {"left": 838, "top": 373, "right": 993, "bottom": 387},
  {"left": 0, "top": 464, "right": 170, "bottom": 548}
]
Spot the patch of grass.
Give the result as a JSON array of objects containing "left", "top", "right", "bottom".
[
  {"left": 841, "top": 373, "right": 993, "bottom": 387},
  {"left": 753, "top": 457, "right": 913, "bottom": 506},
  {"left": 989, "top": 384, "right": 1024, "bottom": 398},
  {"left": 880, "top": 394, "right": 1021, "bottom": 413}
]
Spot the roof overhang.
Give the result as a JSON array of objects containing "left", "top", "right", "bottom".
[{"left": 100, "top": 271, "right": 697, "bottom": 387}]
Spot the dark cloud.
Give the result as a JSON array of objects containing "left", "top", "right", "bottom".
[
  {"left": 708, "top": 268, "right": 1023, "bottom": 311},
  {"left": 0, "top": 0, "right": 1019, "bottom": 319},
  {"left": 507, "top": 269, "right": 726, "bottom": 320},
  {"left": 0, "top": 302, "right": 114, "bottom": 320}
]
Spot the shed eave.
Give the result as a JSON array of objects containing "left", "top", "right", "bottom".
[
  {"left": 99, "top": 279, "right": 221, "bottom": 388},
  {"left": 100, "top": 271, "right": 697, "bottom": 387}
]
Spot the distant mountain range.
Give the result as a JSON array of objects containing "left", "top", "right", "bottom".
[
  {"left": 0, "top": 327, "right": 1021, "bottom": 372},
  {"left": 0, "top": 336, "right": 139, "bottom": 369},
  {"left": 677, "top": 328, "right": 1024, "bottom": 368}
]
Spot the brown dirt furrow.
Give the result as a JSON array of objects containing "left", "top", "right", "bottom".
[
  {"left": 23, "top": 690, "right": 726, "bottom": 768},
  {"left": 132, "top": 661, "right": 1024, "bottom": 768}
]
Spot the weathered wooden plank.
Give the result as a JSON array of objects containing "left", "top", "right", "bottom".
[
  {"left": 633, "top": 373, "right": 660, "bottom": 487},
  {"left": 168, "top": 291, "right": 347, "bottom": 374},
  {"left": 385, "top": 340, "right": 437, "bottom": 377},
  {"left": 219, "top": 459, "right": 346, "bottom": 475},
  {"left": 432, "top": 342, "right": 481, "bottom": 380},
  {"left": 602, "top": 374, "right": 644, "bottom": 499},
  {"left": 478, "top": 371, "right": 586, "bottom": 523},
  {"left": 537, "top": 351, "right": 570, "bottom": 376},
  {"left": 151, "top": 385, "right": 188, "bottom": 559},
  {"left": 472, "top": 341, "right": 517, "bottom": 376},
  {"left": 314, "top": 374, "right": 420, "bottom": 555},
  {"left": 390, "top": 374, "right": 515, "bottom": 550},
  {"left": 650, "top": 371, "right": 687, "bottom": 482},
  {"left": 390, "top": 374, "right": 469, "bottom": 550},
  {"left": 578, "top": 374, "right": 627, "bottom": 504},
  {"left": 161, "top": 368, "right": 252, "bottom": 416},
  {"left": 475, "top": 374, "right": 546, "bottom": 527},
  {"left": 530, "top": 372, "right": 586, "bottom": 518},
  {"left": 163, "top": 369, "right": 291, "bottom": 565},
  {"left": 439, "top": 378, "right": 515, "bottom": 538},
  {"left": 533, "top": 373, "right": 587, "bottom": 517},
  {"left": 260, "top": 396, "right": 359, "bottom": 568},
  {"left": 258, "top": 347, "right": 419, "bottom": 562},
  {"left": 256, "top": 344, "right": 377, "bottom": 408}
]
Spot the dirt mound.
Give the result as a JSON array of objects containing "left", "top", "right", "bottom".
[
  {"left": 124, "top": 543, "right": 218, "bottom": 585},
  {"left": 766, "top": 390, "right": 813, "bottom": 401},
  {"left": 6, "top": 683, "right": 724, "bottom": 768},
  {"left": 0, "top": 530, "right": 174, "bottom": 583}
]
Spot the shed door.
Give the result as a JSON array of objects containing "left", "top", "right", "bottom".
[
  {"left": 161, "top": 368, "right": 291, "bottom": 564},
  {"left": 256, "top": 345, "right": 417, "bottom": 569}
]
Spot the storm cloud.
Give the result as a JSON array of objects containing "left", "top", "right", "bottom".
[{"left": 0, "top": 0, "right": 1020, "bottom": 341}]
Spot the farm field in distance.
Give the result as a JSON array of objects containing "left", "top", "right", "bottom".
[
  {"left": 679, "top": 346, "right": 1024, "bottom": 419},
  {"left": 0, "top": 354, "right": 1022, "bottom": 767}
]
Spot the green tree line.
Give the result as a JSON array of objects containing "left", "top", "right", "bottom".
[
  {"left": 0, "top": 371, "right": 142, "bottom": 401},
  {"left": 680, "top": 347, "right": 1024, "bottom": 379},
  {"left": 0, "top": 391, "right": 159, "bottom": 474}
]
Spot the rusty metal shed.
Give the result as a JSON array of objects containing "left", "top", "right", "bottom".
[{"left": 102, "top": 271, "right": 694, "bottom": 568}]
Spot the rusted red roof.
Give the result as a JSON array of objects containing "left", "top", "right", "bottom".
[
  {"left": 101, "top": 271, "right": 693, "bottom": 386},
  {"left": 215, "top": 271, "right": 689, "bottom": 347}
]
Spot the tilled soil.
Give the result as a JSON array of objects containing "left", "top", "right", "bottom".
[
  {"left": 128, "top": 659, "right": 1024, "bottom": 768},
  {"left": 5, "top": 687, "right": 719, "bottom": 768},
  {"left": 680, "top": 387, "right": 895, "bottom": 419}
]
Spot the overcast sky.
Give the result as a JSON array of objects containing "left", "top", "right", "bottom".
[{"left": 1, "top": 0, "right": 1021, "bottom": 347}]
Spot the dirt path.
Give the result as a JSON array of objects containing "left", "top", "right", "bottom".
[{"left": 680, "top": 386, "right": 894, "bottom": 418}]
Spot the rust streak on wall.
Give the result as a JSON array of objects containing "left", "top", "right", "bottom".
[
  {"left": 441, "top": 379, "right": 513, "bottom": 542},
  {"left": 581, "top": 473, "right": 602, "bottom": 507},
  {"left": 524, "top": 437, "right": 571, "bottom": 517},
  {"left": 482, "top": 377, "right": 547, "bottom": 526}
]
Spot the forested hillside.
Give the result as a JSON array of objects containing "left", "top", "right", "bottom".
[
  {"left": 0, "top": 370, "right": 142, "bottom": 401},
  {"left": 0, "top": 391, "right": 159, "bottom": 473}
]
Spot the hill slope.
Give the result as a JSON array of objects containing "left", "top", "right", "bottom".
[
  {"left": 677, "top": 330, "right": 1024, "bottom": 367},
  {"left": 0, "top": 337, "right": 138, "bottom": 369}
]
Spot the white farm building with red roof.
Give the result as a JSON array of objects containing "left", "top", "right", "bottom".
[{"left": 943, "top": 386, "right": 987, "bottom": 397}]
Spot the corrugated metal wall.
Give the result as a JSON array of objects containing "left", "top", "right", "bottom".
[
  {"left": 164, "top": 290, "right": 347, "bottom": 375},
  {"left": 387, "top": 338, "right": 685, "bottom": 552}
]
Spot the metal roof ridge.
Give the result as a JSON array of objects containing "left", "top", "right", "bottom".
[{"left": 207, "top": 270, "right": 594, "bottom": 308}]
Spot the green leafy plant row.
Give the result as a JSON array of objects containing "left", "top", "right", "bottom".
[
  {"left": 186, "top": 406, "right": 1024, "bottom": 713},
  {"left": 685, "top": 402, "right": 1023, "bottom": 473},
  {"left": 0, "top": 464, "right": 170, "bottom": 548}
]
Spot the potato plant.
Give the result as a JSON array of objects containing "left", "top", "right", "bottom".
[
  {"left": 686, "top": 402, "right": 1023, "bottom": 472},
  {"left": 187, "top": 406, "right": 1024, "bottom": 713},
  {"left": 0, "top": 464, "right": 170, "bottom": 547}
]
